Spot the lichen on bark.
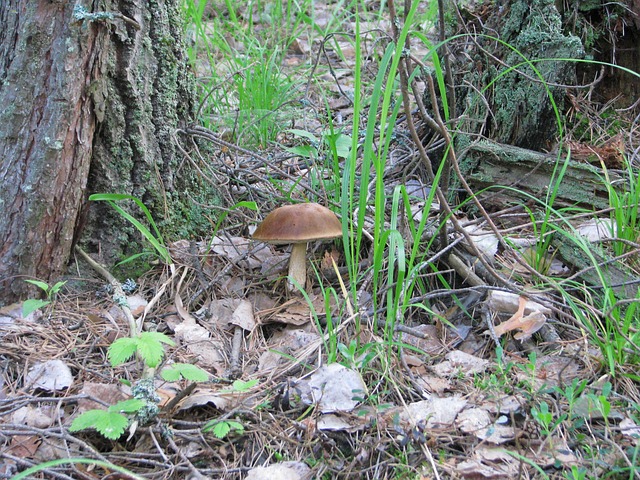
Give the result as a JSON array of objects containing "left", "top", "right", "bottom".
[
  {"left": 82, "top": 0, "right": 219, "bottom": 269},
  {"left": 454, "top": 0, "right": 584, "bottom": 151}
]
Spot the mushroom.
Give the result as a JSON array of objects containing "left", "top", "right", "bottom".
[{"left": 252, "top": 203, "right": 342, "bottom": 291}]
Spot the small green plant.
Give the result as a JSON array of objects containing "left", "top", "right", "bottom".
[
  {"left": 563, "top": 465, "right": 587, "bottom": 480},
  {"left": 89, "top": 193, "right": 172, "bottom": 265},
  {"left": 70, "top": 332, "right": 208, "bottom": 440},
  {"left": 22, "top": 279, "right": 67, "bottom": 317},
  {"left": 202, "top": 419, "right": 245, "bottom": 439},
  {"left": 531, "top": 401, "right": 567, "bottom": 437},
  {"left": 224, "top": 378, "right": 259, "bottom": 393},
  {"left": 604, "top": 161, "right": 640, "bottom": 257},
  {"left": 554, "top": 378, "right": 588, "bottom": 423},
  {"left": 337, "top": 339, "right": 377, "bottom": 370},
  {"left": 200, "top": 379, "right": 258, "bottom": 439},
  {"left": 587, "top": 381, "right": 612, "bottom": 424},
  {"left": 69, "top": 398, "right": 147, "bottom": 440}
]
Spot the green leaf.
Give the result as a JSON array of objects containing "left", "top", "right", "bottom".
[
  {"left": 232, "top": 201, "right": 257, "bottom": 211},
  {"left": 231, "top": 379, "right": 258, "bottom": 392},
  {"left": 282, "top": 145, "right": 315, "bottom": 158},
  {"left": 286, "top": 128, "right": 319, "bottom": 143},
  {"left": 114, "top": 251, "right": 154, "bottom": 267},
  {"left": 95, "top": 412, "right": 129, "bottom": 440},
  {"left": 69, "top": 410, "right": 129, "bottom": 440},
  {"left": 140, "top": 331, "right": 175, "bottom": 346},
  {"left": 24, "top": 279, "right": 50, "bottom": 292},
  {"left": 89, "top": 194, "right": 171, "bottom": 264},
  {"left": 203, "top": 420, "right": 244, "bottom": 439},
  {"left": 136, "top": 332, "right": 172, "bottom": 368},
  {"left": 333, "top": 133, "right": 352, "bottom": 159},
  {"left": 49, "top": 281, "right": 67, "bottom": 295},
  {"left": 225, "top": 420, "right": 244, "bottom": 434},
  {"left": 109, "top": 399, "right": 146, "bottom": 414},
  {"left": 212, "top": 421, "right": 231, "bottom": 439},
  {"left": 22, "top": 299, "right": 50, "bottom": 318},
  {"left": 69, "top": 410, "right": 105, "bottom": 432},
  {"left": 108, "top": 337, "right": 140, "bottom": 366},
  {"left": 161, "top": 363, "right": 210, "bottom": 382}
]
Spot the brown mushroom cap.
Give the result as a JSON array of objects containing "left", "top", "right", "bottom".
[{"left": 252, "top": 203, "right": 342, "bottom": 244}]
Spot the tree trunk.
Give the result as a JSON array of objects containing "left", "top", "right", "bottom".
[
  {"left": 455, "top": 0, "right": 584, "bottom": 151},
  {"left": 0, "top": 1, "right": 209, "bottom": 303},
  {"left": 0, "top": 1, "right": 103, "bottom": 301}
]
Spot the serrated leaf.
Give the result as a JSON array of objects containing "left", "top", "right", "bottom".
[
  {"left": 108, "top": 337, "right": 140, "bottom": 366},
  {"left": 140, "top": 331, "right": 175, "bottom": 346},
  {"left": 95, "top": 411, "right": 129, "bottom": 440},
  {"left": 109, "top": 399, "right": 146, "bottom": 413},
  {"left": 70, "top": 410, "right": 108, "bottom": 432},
  {"left": 22, "top": 299, "right": 50, "bottom": 317},
  {"left": 161, "top": 363, "right": 209, "bottom": 382},
  {"left": 136, "top": 333, "right": 167, "bottom": 368},
  {"left": 70, "top": 410, "right": 129, "bottom": 440},
  {"left": 160, "top": 367, "right": 181, "bottom": 382},
  {"left": 203, "top": 420, "right": 244, "bottom": 439},
  {"left": 226, "top": 421, "right": 244, "bottom": 434},
  {"left": 212, "top": 421, "right": 231, "bottom": 439}
]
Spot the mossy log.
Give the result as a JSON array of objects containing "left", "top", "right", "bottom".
[
  {"left": 459, "top": 140, "right": 619, "bottom": 211},
  {"left": 460, "top": 140, "right": 637, "bottom": 298},
  {"left": 551, "top": 238, "right": 639, "bottom": 300}
]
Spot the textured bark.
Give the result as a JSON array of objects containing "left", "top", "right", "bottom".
[
  {"left": 0, "top": 1, "right": 105, "bottom": 301},
  {"left": 0, "top": 1, "right": 205, "bottom": 303},
  {"left": 487, "top": 0, "right": 584, "bottom": 149},
  {"left": 80, "top": 0, "right": 205, "bottom": 268}
]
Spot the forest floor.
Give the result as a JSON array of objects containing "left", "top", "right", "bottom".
[{"left": 2, "top": 1, "right": 640, "bottom": 479}]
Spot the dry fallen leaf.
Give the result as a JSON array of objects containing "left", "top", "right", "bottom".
[
  {"left": 176, "top": 388, "right": 230, "bottom": 411},
  {"left": 456, "top": 408, "right": 516, "bottom": 444},
  {"left": 245, "top": 461, "right": 311, "bottom": 480},
  {"left": 317, "top": 413, "right": 369, "bottom": 432},
  {"left": 401, "top": 324, "right": 444, "bottom": 356},
  {"left": 463, "top": 224, "right": 500, "bottom": 258},
  {"left": 456, "top": 446, "right": 521, "bottom": 479},
  {"left": 257, "top": 327, "right": 320, "bottom": 373},
  {"left": 257, "top": 295, "right": 327, "bottom": 326},
  {"left": 431, "top": 350, "right": 489, "bottom": 377},
  {"left": 11, "top": 405, "right": 58, "bottom": 428},
  {"left": 24, "top": 360, "right": 73, "bottom": 392},
  {"left": 297, "top": 363, "right": 367, "bottom": 413},
  {"left": 6, "top": 435, "right": 40, "bottom": 459},
  {"left": 173, "top": 321, "right": 225, "bottom": 373},
  {"left": 576, "top": 218, "right": 615, "bottom": 242},
  {"left": 385, "top": 396, "right": 468, "bottom": 429},
  {"left": 76, "top": 382, "right": 129, "bottom": 413},
  {"left": 230, "top": 299, "right": 256, "bottom": 331}
]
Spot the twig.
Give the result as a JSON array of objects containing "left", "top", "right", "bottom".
[
  {"left": 162, "top": 382, "right": 197, "bottom": 412},
  {"left": 74, "top": 246, "right": 138, "bottom": 336},
  {"left": 229, "top": 325, "right": 244, "bottom": 379}
]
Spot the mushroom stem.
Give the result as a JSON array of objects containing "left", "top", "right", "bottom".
[{"left": 288, "top": 242, "right": 308, "bottom": 291}]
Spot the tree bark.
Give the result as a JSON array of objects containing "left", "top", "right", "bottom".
[
  {"left": 0, "top": 1, "right": 105, "bottom": 301},
  {"left": 0, "top": 1, "right": 207, "bottom": 303}
]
